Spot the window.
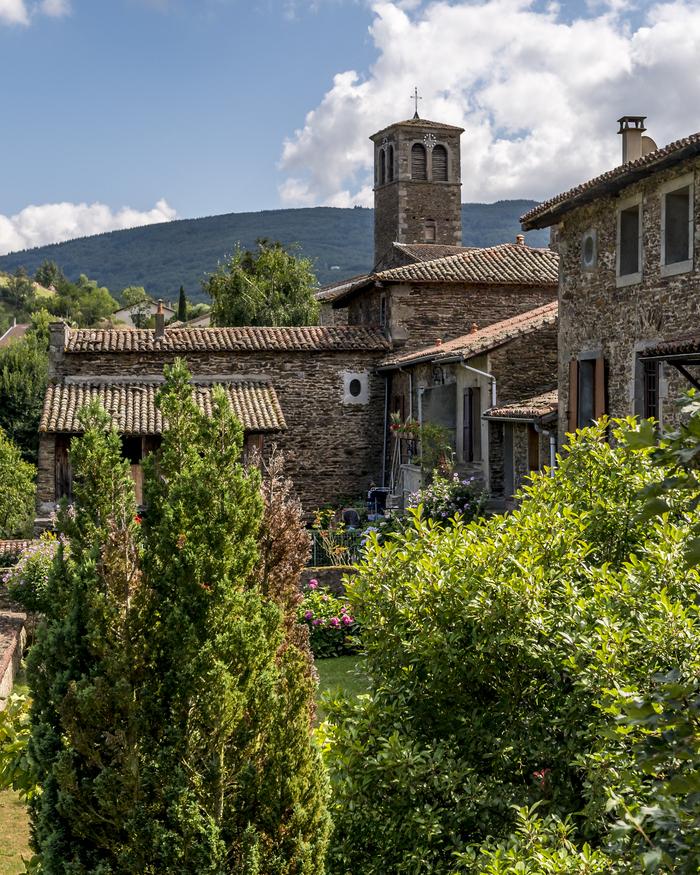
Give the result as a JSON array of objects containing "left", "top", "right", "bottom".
[
  {"left": 387, "top": 145, "right": 394, "bottom": 182},
  {"left": 642, "top": 360, "right": 659, "bottom": 420},
  {"left": 462, "top": 387, "right": 481, "bottom": 462},
  {"left": 411, "top": 143, "right": 427, "bottom": 180},
  {"left": 379, "top": 293, "right": 387, "bottom": 329},
  {"left": 661, "top": 176, "right": 693, "bottom": 275},
  {"left": 343, "top": 372, "right": 369, "bottom": 404},
  {"left": 432, "top": 145, "right": 448, "bottom": 181},
  {"left": 618, "top": 201, "right": 641, "bottom": 282},
  {"left": 581, "top": 229, "right": 597, "bottom": 270},
  {"left": 424, "top": 221, "right": 437, "bottom": 242},
  {"left": 568, "top": 356, "right": 606, "bottom": 431},
  {"left": 379, "top": 150, "right": 386, "bottom": 186}
]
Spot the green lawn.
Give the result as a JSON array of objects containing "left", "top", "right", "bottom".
[{"left": 315, "top": 655, "right": 369, "bottom": 723}]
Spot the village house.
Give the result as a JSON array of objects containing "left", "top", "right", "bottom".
[
  {"left": 522, "top": 116, "right": 700, "bottom": 441},
  {"left": 37, "top": 109, "right": 562, "bottom": 523},
  {"left": 36, "top": 316, "right": 388, "bottom": 524}
]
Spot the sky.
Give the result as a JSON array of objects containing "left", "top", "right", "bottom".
[{"left": 1, "top": 0, "right": 700, "bottom": 254}]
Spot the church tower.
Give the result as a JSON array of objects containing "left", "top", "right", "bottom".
[{"left": 370, "top": 113, "right": 464, "bottom": 270}]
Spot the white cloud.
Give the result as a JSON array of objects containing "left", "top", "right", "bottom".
[
  {"left": 0, "top": 199, "right": 178, "bottom": 256},
  {"left": 280, "top": 0, "right": 700, "bottom": 206},
  {"left": 0, "top": 0, "right": 29, "bottom": 24},
  {"left": 39, "top": 0, "right": 70, "bottom": 16},
  {"left": 0, "top": 0, "right": 70, "bottom": 24}
]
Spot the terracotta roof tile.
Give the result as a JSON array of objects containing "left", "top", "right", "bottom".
[
  {"left": 379, "top": 301, "right": 558, "bottom": 368},
  {"left": 40, "top": 380, "right": 287, "bottom": 435},
  {"left": 0, "top": 540, "right": 35, "bottom": 560},
  {"left": 521, "top": 132, "right": 700, "bottom": 229},
  {"left": 392, "top": 243, "right": 476, "bottom": 262},
  {"left": 0, "top": 323, "right": 29, "bottom": 348},
  {"left": 484, "top": 389, "right": 558, "bottom": 421},
  {"left": 640, "top": 333, "right": 700, "bottom": 359},
  {"left": 64, "top": 325, "right": 390, "bottom": 353},
  {"left": 316, "top": 274, "right": 372, "bottom": 303},
  {"left": 372, "top": 118, "right": 465, "bottom": 137}
]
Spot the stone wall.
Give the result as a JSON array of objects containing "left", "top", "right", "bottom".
[
  {"left": 44, "top": 347, "right": 388, "bottom": 514},
  {"left": 0, "top": 587, "right": 26, "bottom": 708},
  {"left": 347, "top": 282, "right": 557, "bottom": 353},
  {"left": 489, "top": 323, "right": 559, "bottom": 405},
  {"left": 299, "top": 566, "right": 357, "bottom": 596},
  {"left": 556, "top": 154, "right": 700, "bottom": 443}
]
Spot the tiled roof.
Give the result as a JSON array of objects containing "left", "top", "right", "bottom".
[
  {"left": 521, "top": 132, "right": 700, "bottom": 230},
  {"left": 372, "top": 118, "right": 465, "bottom": 137},
  {"left": 380, "top": 301, "right": 558, "bottom": 369},
  {"left": 40, "top": 380, "right": 287, "bottom": 435},
  {"left": 0, "top": 540, "right": 35, "bottom": 561},
  {"left": 316, "top": 274, "right": 372, "bottom": 303},
  {"left": 64, "top": 325, "right": 390, "bottom": 353},
  {"left": 484, "top": 389, "right": 558, "bottom": 421},
  {"left": 0, "top": 323, "right": 29, "bottom": 348},
  {"left": 392, "top": 243, "right": 475, "bottom": 263},
  {"left": 327, "top": 243, "right": 558, "bottom": 307},
  {"left": 640, "top": 334, "right": 700, "bottom": 359}
]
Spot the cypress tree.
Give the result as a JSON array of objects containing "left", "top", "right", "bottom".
[
  {"left": 177, "top": 284, "right": 187, "bottom": 322},
  {"left": 26, "top": 361, "right": 330, "bottom": 872},
  {"left": 27, "top": 405, "right": 143, "bottom": 873}
]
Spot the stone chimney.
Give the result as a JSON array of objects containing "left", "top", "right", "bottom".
[
  {"left": 618, "top": 116, "right": 658, "bottom": 164},
  {"left": 155, "top": 300, "right": 165, "bottom": 338},
  {"left": 48, "top": 321, "right": 68, "bottom": 378}
]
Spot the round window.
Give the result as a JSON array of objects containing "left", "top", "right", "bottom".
[
  {"left": 349, "top": 378, "right": 363, "bottom": 397},
  {"left": 582, "top": 231, "right": 596, "bottom": 267}
]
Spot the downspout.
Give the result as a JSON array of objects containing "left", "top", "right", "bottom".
[
  {"left": 533, "top": 420, "right": 558, "bottom": 476},
  {"left": 459, "top": 362, "right": 496, "bottom": 406},
  {"left": 381, "top": 374, "right": 389, "bottom": 487}
]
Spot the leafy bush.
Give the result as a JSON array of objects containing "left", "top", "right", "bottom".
[
  {"left": 407, "top": 471, "right": 487, "bottom": 524},
  {"left": 0, "top": 425, "right": 35, "bottom": 536},
  {"left": 3, "top": 532, "right": 60, "bottom": 614},
  {"left": 323, "top": 419, "right": 700, "bottom": 874},
  {"left": 298, "top": 579, "right": 359, "bottom": 659}
]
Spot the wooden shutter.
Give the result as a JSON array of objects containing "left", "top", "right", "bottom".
[
  {"left": 594, "top": 355, "right": 606, "bottom": 420},
  {"left": 568, "top": 359, "right": 578, "bottom": 433},
  {"left": 411, "top": 143, "right": 427, "bottom": 180},
  {"left": 528, "top": 425, "right": 540, "bottom": 471},
  {"left": 432, "top": 145, "right": 448, "bottom": 181}
]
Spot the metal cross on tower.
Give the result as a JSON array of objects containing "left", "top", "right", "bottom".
[{"left": 411, "top": 86, "right": 422, "bottom": 119}]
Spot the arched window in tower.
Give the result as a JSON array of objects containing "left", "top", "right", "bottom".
[
  {"left": 432, "top": 144, "right": 448, "bottom": 181},
  {"left": 379, "top": 149, "right": 386, "bottom": 185},
  {"left": 411, "top": 143, "right": 427, "bottom": 180},
  {"left": 387, "top": 145, "right": 394, "bottom": 182}
]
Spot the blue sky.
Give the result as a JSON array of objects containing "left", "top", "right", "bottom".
[{"left": 2, "top": 0, "right": 698, "bottom": 254}]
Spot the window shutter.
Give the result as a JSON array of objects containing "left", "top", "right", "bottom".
[
  {"left": 411, "top": 143, "right": 427, "bottom": 180},
  {"left": 594, "top": 355, "right": 606, "bottom": 420},
  {"left": 432, "top": 145, "right": 448, "bottom": 181},
  {"left": 568, "top": 359, "right": 578, "bottom": 433}
]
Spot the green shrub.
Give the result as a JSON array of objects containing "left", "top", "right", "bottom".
[
  {"left": 3, "top": 532, "right": 59, "bottom": 614},
  {"left": 323, "top": 419, "right": 700, "bottom": 874},
  {"left": 407, "top": 471, "right": 487, "bottom": 524},
  {"left": 298, "top": 579, "right": 359, "bottom": 658}
]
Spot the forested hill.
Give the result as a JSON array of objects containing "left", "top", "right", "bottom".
[{"left": 0, "top": 201, "right": 548, "bottom": 301}]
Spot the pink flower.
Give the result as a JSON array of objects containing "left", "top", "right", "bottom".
[
  {"left": 313, "top": 618, "right": 323, "bottom": 626},
  {"left": 304, "top": 610, "right": 313, "bottom": 620},
  {"left": 308, "top": 579, "right": 318, "bottom": 590},
  {"left": 342, "top": 615, "right": 353, "bottom": 626},
  {"left": 329, "top": 617, "right": 340, "bottom": 628},
  {"left": 322, "top": 594, "right": 329, "bottom": 602}
]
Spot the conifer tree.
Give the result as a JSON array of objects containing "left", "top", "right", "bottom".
[
  {"left": 27, "top": 404, "right": 143, "bottom": 873},
  {"left": 177, "top": 284, "right": 187, "bottom": 321}
]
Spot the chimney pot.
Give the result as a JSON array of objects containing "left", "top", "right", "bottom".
[
  {"left": 155, "top": 299, "right": 165, "bottom": 338},
  {"left": 515, "top": 234, "right": 525, "bottom": 245},
  {"left": 618, "top": 115, "right": 647, "bottom": 164},
  {"left": 435, "top": 338, "right": 442, "bottom": 346}
]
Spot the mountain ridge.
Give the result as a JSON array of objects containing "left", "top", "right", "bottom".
[{"left": 0, "top": 201, "right": 548, "bottom": 302}]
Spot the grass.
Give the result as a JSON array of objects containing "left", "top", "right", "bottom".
[{"left": 315, "top": 655, "right": 369, "bottom": 723}]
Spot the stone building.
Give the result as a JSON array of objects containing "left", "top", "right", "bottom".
[
  {"left": 36, "top": 319, "right": 388, "bottom": 523},
  {"left": 522, "top": 117, "right": 700, "bottom": 441},
  {"left": 378, "top": 301, "right": 558, "bottom": 502}
]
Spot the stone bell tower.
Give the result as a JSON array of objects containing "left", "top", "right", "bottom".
[{"left": 370, "top": 112, "right": 464, "bottom": 270}]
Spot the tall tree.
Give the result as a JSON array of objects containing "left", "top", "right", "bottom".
[
  {"left": 34, "top": 260, "right": 64, "bottom": 289},
  {"left": 120, "top": 286, "right": 152, "bottom": 328},
  {"left": 0, "top": 426, "right": 35, "bottom": 537},
  {"left": 0, "top": 333, "right": 48, "bottom": 464},
  {"left": 177, "top": 284, "right": 187, "bottom": 322},
  {"left": 205, "top": 240, "right": 319, "bottom": 327}
]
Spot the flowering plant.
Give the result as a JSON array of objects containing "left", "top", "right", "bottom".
[
  {"left": 3, "top": 532, "right": 62, "bottom": 615},
  {"left": 407, "top": 472, "right": 487, "bottom": 525},
  {"left": 297, "top": 578, "right": 359, "bottom": 658}
]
